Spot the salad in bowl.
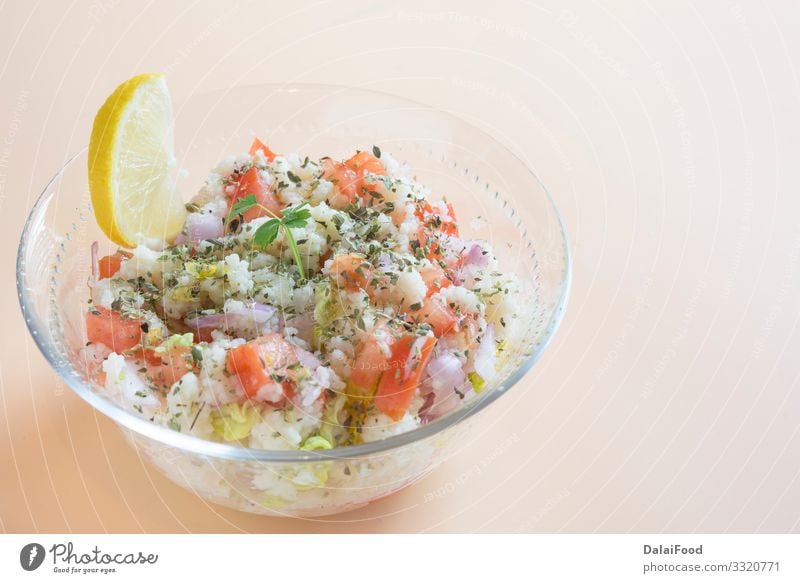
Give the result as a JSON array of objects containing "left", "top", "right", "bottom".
[{"left": 18, "top": 75, "right": 570, "bottom": 516}]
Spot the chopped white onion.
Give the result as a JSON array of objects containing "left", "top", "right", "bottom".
[{"left": 473, "top": 324, "right": 496, "bottom": 381}]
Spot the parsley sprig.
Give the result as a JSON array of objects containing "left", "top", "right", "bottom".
[{"left": 227, "top": 194, "right": 311, "bottom": 280}]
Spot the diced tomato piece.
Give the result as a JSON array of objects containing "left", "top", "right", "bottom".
[
  {"left": 374, "top": 334, "right": 436, "bottom": 420},
  {"left": 226, "top": 343, "right": 266, "bottom": 398},
  {"left": 414, "top": 200, "right": 459, "bottom": 262},
  {"left": 413, "top": 201, "right": 430, "bottom": 221},
  {"left": 144, "top": 345, "right": 193, "bottom": 389},
  {"left": 249, "top": 138, "right": 277, "bottom": 162},
  {"left": 318, "top": 248, "right": 333, "bottom": 270},
  {"left": 229, "top": 167, "right": 283, "bottom": 221},
  {"left": 415, "top": 200, "right": 458, "bottom": 236},
  {"left": 226, "top": 333, "right": 299, "bottom": 402},
  {"left": 419, "top": 263, "right": 452, "bottom": 297},
  {"left": 415, "top": 226, "right": 444, "bottom": 262},
  {"left": 322, "top": 150, "right": 386, "bottom": 207},
  {"left": 329, "top": 253, "right": 373, "bottom": 290},
  {"left": 322, "top": 158, "right": 359, "bottom": 208},
  {"left": 349, "top": 341, "right": 384, "bottom": 395},
  {"left": 185, "top": 321, "right": 215, "bottom": 343},
  {"left": 345, "top": 151, "right": 385, "bottom": 175},
  {"left": 344, "top": 151, "right": 386, "bottom": 195},
  {"left": 98, "top": 253, "right": 124, "bottom": 279},
  {"left": 255, "top": 333, "right": 298, "bottom": 376},
  {"left": 443, "top": 202, "right": 458, "bottom": 236},
  {"left": 349, "top": 331, "right": 394, "bottom": 395},
  {"left": 415, "top": 229, "right": 463, "bottom": 268},
  {"left": 411, "top": 295, "right": 458, "bottom": 337},
  {"left": 85, "top": 306, "right": 142, "bottom": 352}
]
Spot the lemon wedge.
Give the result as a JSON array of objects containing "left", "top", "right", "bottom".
[{"left": 88, "top": 73, "right": 186, "bottom": 247}]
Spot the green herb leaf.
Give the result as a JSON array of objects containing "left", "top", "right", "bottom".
[
  {"left": 372, "top": 145, "right": 381, "bottom": 158},
  {"left": 283, "top": 202, "right": 310, "bottom": 220},
  {"left": 286, "top": 171, "right": 301, "bottom": 185},
  {"left": 282, "top": 215, "right": 310, "bottom": 229},
  {"left": 231, "top": 200, "right": 311, "bottom": 280},
  {"left": 281, "top": 203, "right": 311, "bottom": 228},
  {"left": 227, "top": 194, "right": 257, "bottom": 222},
  {"left": 252, "top": 219, "right": 281, "bottom": 247}
]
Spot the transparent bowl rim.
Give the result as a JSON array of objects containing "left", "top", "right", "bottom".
[{"left": 16, "top": 82, "right": 572, "bottom": 462}]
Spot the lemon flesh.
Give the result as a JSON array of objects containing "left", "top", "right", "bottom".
[{"left": 88, "top": 73, "right": 186, "bottom": 247}]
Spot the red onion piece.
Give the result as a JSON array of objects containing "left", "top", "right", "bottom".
[
  {"left": 284, "top": 312, "right": 315, "bottom": 343},
  {"left": 375, "top": 253, "right": 393, "bottom": 270},
  {"left": 464, "top": 241, "right": 490, "bottom": 268},
  {"left": 422, "top": 351, "right": 468, "bottom": 418},
  {"left": 185, "top": 212, "right": 224, "bottom": 243},
  {"left": 418, "top": 392, "right": 436, "bottom": 423},
  {"left": 295, "top": 346, "right": 321, "bottom": 370},
  {"left": 184, "top": 302, "right": 277, "bottom": 331},
  {"left": 228, "top": 302, "right": 277, "bottom": 322},
  {"left": 185, "top": 313, "right": 227, "bottom": 330},
  {"left": 454, "top": 241, "right": 491, "bottom": 286}
]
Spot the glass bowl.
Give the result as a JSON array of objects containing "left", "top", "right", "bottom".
[{"left": 16, "top": 83, "right": 571, "bottom": 517}]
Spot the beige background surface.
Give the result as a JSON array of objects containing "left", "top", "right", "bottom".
[{"left": 1, "top": 0, "right": 799, "bottom": 533}]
